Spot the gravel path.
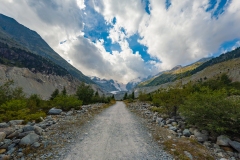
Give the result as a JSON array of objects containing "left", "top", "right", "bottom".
[{"left": 64, "top": 101, "right": 173, "bottom": 160}]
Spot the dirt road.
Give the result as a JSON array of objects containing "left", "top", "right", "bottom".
[{"left": 64, "top": 101, "right": 172, "bottom": 160}]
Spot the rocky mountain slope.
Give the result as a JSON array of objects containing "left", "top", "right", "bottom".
[
  {"left": 135, "top": 56, "right": 240, "bottom": 96},
  {"left": 138, "top": 57, "right": 212, "bottom": 87},
  {"left": 0, "top": 64, "right": 101, "bottom": 99},
  {"left": 0, "top": 14, "right": 92, "bottom": 84}
]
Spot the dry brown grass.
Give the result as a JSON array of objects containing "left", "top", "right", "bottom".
[{"left": 163, "top": 138, "right": 214, "bottom": 160}]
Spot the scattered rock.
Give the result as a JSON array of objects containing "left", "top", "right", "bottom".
[
  {"left": 23, "top": 125, "right": 34, "bottom": 132},
  {"left": 221, "top": 146, "right": 234, "bottom": 152},
  {"left": 1, "top": 127, "right": 14, "bottom": 136},
  {"left": 8, "top": 120, "right": 24, "bottom": 126},
  {"left": 0, "top": 148, "right": 6, "bottom": 154},
  {"left": 184, "top": 151, "right": 193, "bottom": 160},
  {"left": 229, "top": 141, "right": 240, "bottom": 153},
  {"left": 0, "top": 155, "right": 10, "bottom": 160},
  {"left": 0, "top": 132, "right": 6, "bottom": 142},
  {"left": 217, "top": 135, "right": 231, "bottom": 146},
  {"left": 48, "top": 108, "right": 62, "bottom": 115},
  {"left": 19, "top": 133, "right": 39, "bottom": 145},
  {"left": 0, "top": 139, "right": 12, "bottom": 149},
  {"left": 193, "top": 130, "right": 208, "bottom": 142},
  {"left": 203, "top": 141, "right": 211, "bottom": 147},
  {"left": 169, "top": 126, "right": 177, "bottom": 132},
  {"left": 217, "top": 152, "right": 224, "bottom": 157},
  {"left": 33, "top": 126, "right": 43, "bottom": 135},
  {"left": 66, "top": 111, "right": 73, "bottom": 116},
  {"left": 166, "top": 119, "right": 174, "bottom": 124},
  {"left": 182, "top": 129, "right": 191, "bottom": 137},
  {"left": 156, "top": 117, "right": 163, "bottom": 124},
  {"left": 7, "top": 131, "right": 19, "bottom": 139},
  {"left": 18, "top": 131, "right": 35, "bottom": 139},
  {"left": 32, "top": 142, "right": 41, "bottom": 148},
  {"left": 189, "top": 128, "right": 195, "bottom": 134},
  {"left": 0, "top": 123, "right": 9, "bottom": 128}
]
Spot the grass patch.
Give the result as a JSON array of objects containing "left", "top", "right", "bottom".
[
  {"left": 163, "top": 138, "right": 214, "bottom": 160},
  {"left": 150, "top": 106, "right": 167, "bottom": 114}
]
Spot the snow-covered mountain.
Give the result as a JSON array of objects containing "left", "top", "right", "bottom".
[
  {"left": 126, "top": 76, "right": 153, "bottom": 91},
  {"left": 90, "top": 76, "right": 127, "bottom": 93}
]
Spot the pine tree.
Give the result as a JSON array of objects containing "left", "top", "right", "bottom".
[
  {"left": 62, "top": 86, "right": 67, "bottom": 96},
  {"left": 50, "top": 89, "right": 59, "bottom": 100},
  {"left": 131, "top": 91, "right": 135, "bottom": 99}
]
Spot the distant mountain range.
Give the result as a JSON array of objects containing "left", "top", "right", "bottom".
[
  {"left": 0, "top": 13, "right": 92, "bottom": 84},
  {"left": 90, "top": 76, "right": 127, "bottom": 93},
  {"left": 90, "top": 75, "right": 155, "bottom": 93}
]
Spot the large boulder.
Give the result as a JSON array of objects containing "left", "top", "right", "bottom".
[
  {"left": 0, "top": 123, "right": 9, "bottom": 128},
  {"left": 6, "top": 131, "right": 19, "bottom": 139},
  {"left": 156, "top": 117, "right": 163, "bottom": 124},
  {"left": 23, "top": 125, "right": 34, "bottom": 132},
  {"left": 33, "top": 126, "right": 43, "bottom": 135},
  {"left": 229, "top": 141, "right": 240, "bottom": 153},
  {"left": 48, "top": 108, "right": 62, "bottom": 115},
  {"left": 18, "top": 131, "right": 35, "bottom": 139},
  {"left": 0, "top": 132, "right": 6, "bottom": 142},
  {"left": 0, "top": 127, "right": 15, "bottom": 136},
  {"left": 8, "top": 120, "right": 24, "bottom": 126},
  {"left": 194, "top": 130, "right": 208, "bottom": 142},
  {"left": 216, "top": 135, "right": 231, "bottom": 146},
  {"left": 19, "top": 133, "right": 39, "bottom": 145},
  {"left": 0, "top": 139, "right": 12, "bottom": 149},
  {"left": 183, "top": 129, "right": 191, "bottom": 137}
]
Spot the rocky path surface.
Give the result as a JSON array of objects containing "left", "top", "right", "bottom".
[{"left": 64, "top": 101, "right": 173, "bottom": 160}]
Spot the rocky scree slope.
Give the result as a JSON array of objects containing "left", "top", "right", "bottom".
[{"left": 0, "top": 62, "right": 103, "bottom": 100}]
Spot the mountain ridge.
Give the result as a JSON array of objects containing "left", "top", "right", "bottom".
[{"left": 0, "top": 13, "right": 92, "bottom": 84}]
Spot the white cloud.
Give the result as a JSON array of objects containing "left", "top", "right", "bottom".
[
  {"left": 1, "top": 0, "right": 240, "bottom": 84},
  {"left": 138, "top": 0, "right": 240, "bottom": 69},
  {"left": 57, "top": 35, "right": 152, "bottom": 83},
  {"left": 91, "top": 0, "right": 146, "bottom": 37},
  {"left": 77, "top": 0, "right": 86, "bottom": 10}
]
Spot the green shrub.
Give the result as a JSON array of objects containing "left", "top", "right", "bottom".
[
  {"left": 1, "top": 99, "right": 27, "bottom": 111},
  {"left": 180, "top": 87, "right": 240, "bottom": 134},
  {"left": 76, "top": 83, "right": 94, "bottom": 104},
  {"left": 0, "top": 80, "right": 25, "bottom": 105},
  {"left": 52, "top": 95, "right": 82, "bottom": 111}
]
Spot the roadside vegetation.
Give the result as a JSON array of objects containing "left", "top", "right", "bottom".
[
  {"left": 138, "top": 74, "right": 240, "bottom": 136},
  {"left": 0, "top": 80, "right": 114, "bottom": 123}
]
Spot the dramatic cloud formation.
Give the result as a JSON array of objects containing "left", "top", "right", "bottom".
[{"left": 0, "top": 0, "right": 240, "bottom": 83}]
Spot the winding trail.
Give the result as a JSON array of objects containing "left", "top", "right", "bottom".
[{"left": 64, "top": 101, "right": 172, "bottom": 160}]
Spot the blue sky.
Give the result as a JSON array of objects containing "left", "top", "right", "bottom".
[
  {"left": 81, "top": 0, "right": 239, "bottom": 60},
  {"left": 1, "top": 0, "right": 240, "bottom": 83}
]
